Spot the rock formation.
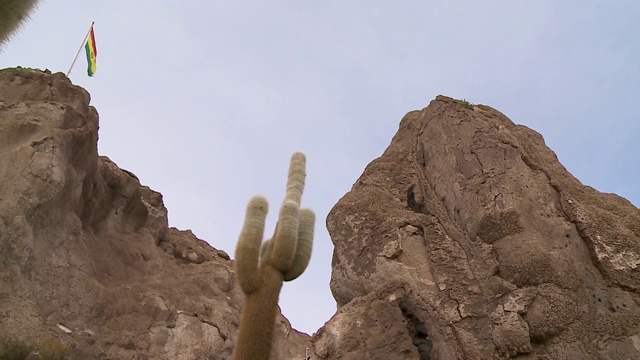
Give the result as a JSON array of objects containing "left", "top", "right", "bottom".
[
  {"left": 0, "top": 67, "right": 310, "bottom": 359},
  {"left": 3, "top": 66, "right": 640, "bottom": 360},
  {"left": 315, "top": 96, "right": 640, "bottom": 359}
]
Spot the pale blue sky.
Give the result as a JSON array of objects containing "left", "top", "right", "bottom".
[{"left": 2, "top": 1, "right": 638, "bottom": 335}]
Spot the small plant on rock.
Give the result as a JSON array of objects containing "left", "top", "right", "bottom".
[
  {"left": 460, "top": 98, "right": 474, "bottom": 109},
  {"left": 35, "top": 338, "right": 72, "bottom": 360},
  {"left": 0, "top": 338, "right": 33, "bottom": 360}
]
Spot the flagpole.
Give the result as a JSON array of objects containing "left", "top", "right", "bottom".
[{"left": 66, "top": 21, "right": 95, "bottom": 77}]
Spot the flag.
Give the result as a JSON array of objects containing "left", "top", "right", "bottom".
[{"left": 84, "top": 26, "right": 97, "bottom": 76}]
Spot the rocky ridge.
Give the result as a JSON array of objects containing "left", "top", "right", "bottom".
[{"left": 0, "top": 67, "right": 310, "bottom": 360}]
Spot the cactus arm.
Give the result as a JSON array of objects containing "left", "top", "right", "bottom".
[
  {"left": 284, "top": 152, "right": 306, "bottom": 204},
  {"left": 235, "top": 195, "right": 268, "bottom": 295},
  {"left": 269, "top": 201, "right": 299, "bottom": 272},
  {"left": 284, "top": 208, "right": 315, "bottom": 281},
  {"left": 269, "top": 152, "right": 306, "bottom": 271},
  {"left": 0, "top": 0, "right": 40, "bottom": 47}
]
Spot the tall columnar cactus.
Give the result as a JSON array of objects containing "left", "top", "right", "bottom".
[
  {"left": 0, "top": 0, "right": 40, "bottom": 48},
  {"left": 233, "top": 152, "right": 315, "bottom": 360}
]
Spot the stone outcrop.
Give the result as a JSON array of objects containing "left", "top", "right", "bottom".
[
  {"left": 0, "top": 67, "right": 310, "bottom": 359},
  {"left": 4, "top": 66, "right": 640, "bottom": 360},
  {"left": 316, "top": 96, "right": 640, "bottom": 359}
]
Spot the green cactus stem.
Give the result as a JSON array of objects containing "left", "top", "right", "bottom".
[{"left": 233, "top": 152, "right": 315, "bottom": 360}]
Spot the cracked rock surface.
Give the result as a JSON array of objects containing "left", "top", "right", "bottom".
[
  {"left": 0, "top": 67, "right": 310, "bottom": 359},
  {"left": 315, "top": 96, "right": 640, "bottom": 359}
]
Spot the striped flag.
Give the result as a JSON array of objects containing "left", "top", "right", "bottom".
[{"left": 84, "top": 25, "right": 97, "bottom": 76}]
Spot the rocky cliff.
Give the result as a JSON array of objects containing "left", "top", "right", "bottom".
[
  {"left": 314, "top": 96, "right": 640, "bottom": 359},
  {"left": 3, "top": 67, "right": 640, "bottom": 360},
  {"left": 0, "top": 67, "right": 310, "bottom": 359}
]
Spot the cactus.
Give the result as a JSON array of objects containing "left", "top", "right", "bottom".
[
  {"left": 0, "top": 0, "right": 40, "bottom": 48},
  {"left": 233, "top": 152, "right": 315, "bottom": 360}
]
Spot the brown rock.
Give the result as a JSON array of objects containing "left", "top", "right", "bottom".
[
  {"left": 0, "top": 67, "right": 310, "bottom": 359},
  {"left": 5, "top": 67, "right": 640, "bottom": 359},
  {"left": 318, "top": 96, "right": 640, "bottom": 359},
  {"left": 313, "top": 290, "right": 418, "bottom": 360}
]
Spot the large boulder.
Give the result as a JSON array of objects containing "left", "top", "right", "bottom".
[{"left": 316, "top": 96, "right": 640, "bottom": 359}]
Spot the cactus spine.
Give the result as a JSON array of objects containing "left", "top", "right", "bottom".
[
  {"left": 0, "top": 0, "right": 40, "bottom": 48},
  {"left": 233, "top": 152, "right": 315, "bottom": 360}
]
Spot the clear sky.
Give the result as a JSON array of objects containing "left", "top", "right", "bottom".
[{"left": 1, "top": 1, "right": 638, "bottom": 335}]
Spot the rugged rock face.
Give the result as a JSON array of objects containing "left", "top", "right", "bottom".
[
  {"left": 316, "top": 96, "right": 640, "bottom": 359},
  {"left": 0, "top": 67, "right": 310, "bottom": 359},
  {"left": 5, "top": 67, "right": 640, "bottom": 360}
]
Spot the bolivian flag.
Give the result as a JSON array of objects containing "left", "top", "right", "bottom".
[{"left": 85, "top": 26, "right": 97, "bottom": 76}]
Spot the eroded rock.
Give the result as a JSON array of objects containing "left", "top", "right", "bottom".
[
  {"left": 318, "top": 96, "right": 640, "bottom": 359},
  {"left": 0, "top": 67, "right": 310, "bottom": 359}
]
